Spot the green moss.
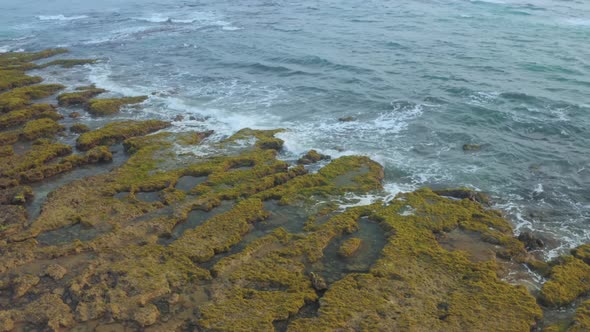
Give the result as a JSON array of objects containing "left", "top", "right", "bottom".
[
  {"left": 225, "top": 128, "right": 285, "bottom": 150},
  {"left": 572, "top": 244, "right": 590, "bottom": 265},
  {"left": 0, "top": 142, "right": 71, "bottom": 184},
  {"left": 57, "top": 88, "right": 106, "bottom": 106},
  {"left": 0, "top": 84, "right": 65, "bottom": 113},
  {"left": 338, "top": 237, "right": 362, "bottom": 257},
  {"left": 0, "top": 146, "right": 13, "bottom": 157},
  {"left": 38, "top": 59, "right": 97, "bottom": 69},
  {"left": 76, "top": 120, "right": 170, "bottom": 150},
  {"left": 570, "top": 300, "right": 590, "bottom": 331},
  {"left": 289, "top": 190, "right": 541, "bottom": 331},
  {"left": 170, "top": 199, "right": 269, "bottom": 262},
  {"left": 0, "top": 48, "right": 68, "bottom": 70},
  {"left": 86, "top": 96, "right": 148, "bottom": 116},
  {"left": 61, "top": 146, "right": 113, "bottom": 167},
  {"left": 0, "top": 130, "right": 19, "bottom": 145},
  {"left": 21, "top": 118, "right": 65, "bottom": 140},
  {"left": 201, "top": 229, "right": 316, "bottom": 330},
  {"left": 297, "top": 149, "right": 330, "bottom": 165},
  {"left": 0, "top": 70, "right": 42, "bottom": 92},
  {"left": 69, "top": 123, "right": 90, "bottom": 134},
  {"left": 0, "top": 104, "right": 59, "bottom": 129},
  {"left": 540, "top": 255, "right": 590, "bottom": 307}
]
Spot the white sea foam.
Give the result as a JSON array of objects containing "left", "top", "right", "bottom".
[
  {"left": 88, "top": 63, "right": 151, "bottom": 97},
  {"left": 0, "top": 46, "right": 24, "bottom": 53},
  {"left": 37, "top": 14, "right": 88, "bottom": 21},
  {"left": 82, "top": 26, "right": 151, "bottom": 45},
  {"left": 132, "top": 14, "right": 195, "bottom": 24},
  {"left": 131, "top": 11, "right": 241, "bottom": 30}
]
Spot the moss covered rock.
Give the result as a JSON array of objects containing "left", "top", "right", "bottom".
[
  {"left": 297, "top": 149, "right": 330, "bottom": 165},
  {"left": 69, "top": 123, "right": 90, "bottom": 134},
  {"left": 540, "top": 255, "right": 590, "bottom": 307},
  {"left": 86, "top": 96, "right": 148, "bottom": 116},
  {"left": 57, "top": 88, "right": 106, "bottom": 106},
  {"left": 0, "top": 84, "right": 64, "bottom": 112},
  {"left": 38, "top": 58, "right": 97, "bottom": 69},
  {"left": 76, "top": 120, "right": 170, "bottom": 150},
  {"left": 338, "top": 237, "right": 362, "bottom": 257},
  {"left": 21, "top": 118, "right": 65, "bottom": 140}
]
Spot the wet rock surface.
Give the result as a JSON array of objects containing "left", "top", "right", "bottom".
[{"left": 0, "top": 49, "right": 589, "bottom": 331}]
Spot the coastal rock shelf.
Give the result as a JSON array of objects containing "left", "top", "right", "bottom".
[{"left": 0, "top": 49, "right": 589, "bottom": 331}]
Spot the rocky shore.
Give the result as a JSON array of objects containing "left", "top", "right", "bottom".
[{"left": 0, "top": 49, "right": 589, "bottom": 331}]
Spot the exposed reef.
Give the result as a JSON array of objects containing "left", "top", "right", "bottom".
[
  {"left": 0, "top": 49, "right": 589, "bottom": 332},
  {"left": 86, "top": 96, "right": 148, "bottom": 116}
]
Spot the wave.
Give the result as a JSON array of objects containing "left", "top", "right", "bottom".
[
  {"left": 37, "top": 14, "right": 88, "bottom": 21},
  {"left": 0, "top": 46, "right": 24, "bottom": 53},
  {"left": 132, "top": 14, "right": 196, "bottom": 24},
  {"left": 130, "top": 11, "right": 240, "bottom": 30}
]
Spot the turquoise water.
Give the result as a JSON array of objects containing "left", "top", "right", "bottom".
[{"left": 1, "top": 0, "right": 589, "bottom": 256}]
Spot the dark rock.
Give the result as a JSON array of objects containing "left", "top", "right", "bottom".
[
  {"left": 297, "top": 150, "right": 330, "bottom": 165},
  {"left": 338, "top": 116, "right": 355, "bottom": 122},
  {"left": 69, "top": 112, "right": 81, "bottom": 119},
  {"left": 173, "top": 114, "right": 184, "bottom": 122},
  {"left": 518, "top": 232, "right": 545, "bottom": 251}
]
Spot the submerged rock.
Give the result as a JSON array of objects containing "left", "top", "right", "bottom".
[
  {"left": 297, "top": 149, "right": 330, "bottom": 165},
  {"left": 463, "top": 143, "right": 481, "bottom": 151},
  {"left": 86, "top": 96, "right": 148, "bottom": 116},
  {"left": 338, "top": 237, "right": 362, "bottom": 257},
  {"left": 518, "top": 231, "right": 545, "bottom": 251},
  {"left": 338, "top": 116, "right": 355, "bottom": 122}
]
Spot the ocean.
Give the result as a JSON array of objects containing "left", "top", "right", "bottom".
[{"left": 1, "top": 0, "right": 589, "bottom": 258}]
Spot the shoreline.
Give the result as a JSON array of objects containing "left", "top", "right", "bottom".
[{"left": 0, "top": 49, "right": 589, "bottom": 331}]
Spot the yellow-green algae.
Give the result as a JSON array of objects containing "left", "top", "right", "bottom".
[
  {"left": 338, "top": 237, "right": 362, "bottom": 257},
  {"left": 297, "top": 149, "right": 330, "bottom": 164},
  {"left": 76, "top": 119, "right": 170, "bottom": 150},
  {"left": 57, "top": 87, "right": 106, "bottom": 106},
  {"left": 69, "top": 123, "right": 90, "bottom": 134},
  {"left": 21, "top": 118, "right": 65, "bottom": 140},
  {"left": 540, "top": 253, "right": 590, "bottom": 307},
  {"left": 0, "top": 70, "right": 42, "bottom": 92},
  {"left": 289, "top": 189, "right": 541, "bottom": 331},
  {"left": 37, "top": 58, "right": 97, "bottom": 69},
  {"left": 86, "top": 96, "right": 148, "bottom": 116},
  {"left": 0, "top": 104, "right": 61, "bottom": 130},
  {"left": 0, "top": 84, "right": 65, "bottom": 113}
]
